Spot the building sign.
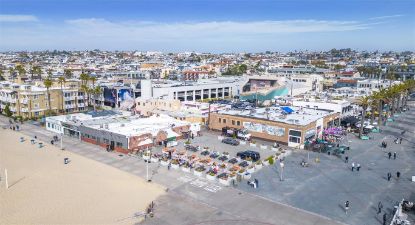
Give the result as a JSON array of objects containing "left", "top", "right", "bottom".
[{"left": 243, "top": 122, "right": 285, "bottom": 136}]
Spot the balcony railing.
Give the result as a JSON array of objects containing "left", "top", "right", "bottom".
[
  {"left": 21, "top": 108, "right": 29, "bottom": 112},
  {"left": 20, "top": 99, "right": 29, "bottom": 104}
]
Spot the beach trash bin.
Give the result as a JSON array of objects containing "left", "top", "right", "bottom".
[
  {"left": 20, "top": 137, "right": 24, "bottom": 142},
  {"left": 64, "top": 158, "right": 69, "bottom": 164},
  {"left": 38, "top": 142, "right": 43, "bottom": 148}
]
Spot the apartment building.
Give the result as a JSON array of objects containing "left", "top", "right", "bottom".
[{"left": 0, "top": 81, "right": 88, "bottom": 118}]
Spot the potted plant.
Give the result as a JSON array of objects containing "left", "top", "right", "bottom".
[
  {"left": 254, "top": 161, "right": 263, "bottom": 170},
  {"left": 160, "top": 158, "right": 170, "bottom": 166},
  {"left": 219, "top": 174, "right": 230, "bottom": 186},
  {"left": 181, "top": 163, "right": 191, "bottom": 173},
  {"left": 247, "top": 165, "right": 255, "bottom": 173},
  {"left": 171, "top": 159, "right": 179, "bottom": 169},
  {"left": 194, "top": 166, "right": 205, "bottom": 177},
  {"left": 206, "top": 171, "right": 216, "bottom": 181}
]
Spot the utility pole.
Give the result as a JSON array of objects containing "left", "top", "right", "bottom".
[
  {"left": 146, "top": 147, "right": 151, "bottom": 182},
  {"left": 279, "top": 162, "right": 284, "bottom": 181},
  {"left": 5, "top": 169, "right": 8, "bottom": 189},
  {"left": 60, "top": 133, "right": 63, "bottom": 150}
]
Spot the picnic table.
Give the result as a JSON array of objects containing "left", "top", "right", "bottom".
[{"left": 360, "top": 136, "right": 370, "bottom": 140}]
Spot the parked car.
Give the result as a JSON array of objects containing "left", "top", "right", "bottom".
[
  {"left": 185, "top": 145, "right": 199, "bottom": 152},
  {"left": 222, "top": 138, "right": 240, "bottom": 146},
  {"left": 201, "top": 150, "right": 210, "bottom": 156},
  {"left": 209, "top": 151, "right": 220, "bottom": 159},
  {"left": 228, "top": 158, "right": 238, "bottom": 164},
  {"left": 238, "top": 161, "right": 249, "bottom": 167},
  {"left": 236, "top": 150, "right": 260, "bottom": 162},
  {"left": 218, "top": 155, "right": 229, "bottom": 161}
]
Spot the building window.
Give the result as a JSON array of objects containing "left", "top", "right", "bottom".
[
  {"left": 47, "top": 123, "right": 50, "bottom": 128},
  {"left": 232, "top": 120, "right": 235, "bottom": 125},
  {"left": 219, "top": 118, "right": 222, "bottom": 123},
  {"left": 223, "top": 119, "right": 226, "bottom": 124},
  {"left": 289, "top": 136, "right": 301, "bottom": 143},
  {"left": 116, "top": 142, "right": 123, "bottom": 147},
  {"left": 237, "top": 121, "right": 241, "bottom": 126}
]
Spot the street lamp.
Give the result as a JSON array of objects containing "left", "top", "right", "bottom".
[
  {"left": 145, "top": 146, "right": 152, "bottom": 183},
  {"left": 279, "top": 161, "right": 285, "bottom": 181}
]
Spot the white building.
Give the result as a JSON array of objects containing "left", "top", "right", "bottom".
[
  {"left": 292, "top": 99, "right": 353, "bottom": 118},
  {"left": 140, "top": 77, "right": 246, "bottom": 101}
]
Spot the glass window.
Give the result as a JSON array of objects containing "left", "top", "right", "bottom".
[
  {"left": 289, "top": 136, "right": 301, "bottom": 143},
  {"left": 289, "top": 130, "right": 301, "bottom": 137},
  {"left": 219, "top": 118, "right": 222, "bottom": 123},
  {"left": 116, "top": 142, "right": 123, "bottom": 147},
  {"left": 223, "top": 119, "right": 226, "bottom": 124},
  {"left": 237, "top": 121, "right": 241, "bottom": 126},
  {"left": 232, "top": 120, "right": 235, "bottom": 125}
]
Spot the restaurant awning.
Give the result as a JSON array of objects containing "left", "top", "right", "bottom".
[
  {"left": 165, "top": 129, "right": 179, "bottom": 141},
  {"left": 281, "top": 106, "right": 294, "bottom": 114}
]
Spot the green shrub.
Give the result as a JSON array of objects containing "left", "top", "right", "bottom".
[{"left": 267, "top": 156, "right": 274, "bottom": 165}]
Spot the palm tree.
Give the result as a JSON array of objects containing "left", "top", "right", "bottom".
[
  {"left": 91, "top": 86, "right": 102, "bottom": 111},
  {"left": 64, "top": 69, "right": 73, "bottom": 79},
  {"left": 89, "top": 76, "right": 97, "bottom": 107},
  {"left": 43, "top": 78, "right": 53, "bottom": 116},
  {"left": 15, "top": 64, "right": 26, "bottom": 77},
  {"left": 357, "top": 96, "right": 370, "bottom": 138},
  {"left": 9, "top": 67, "right": 15, "bottom": 82},
  {"left": 374, "top": 88, "right": 387, "bottom": 126},
  {"left": 0, "top": 68, "right": 4, "bottom": 81},
  {"left": 57, "top": 76, "right": 66, "bottom": 114},
  {"left": 79, "top": 73, "right": 90, "bottom": 109},
  {"left": 47, "top": 69, "right": 53, "bottom": 78},
  {"left": 369, "top": 93, "right": 378, "bottom": 125}
]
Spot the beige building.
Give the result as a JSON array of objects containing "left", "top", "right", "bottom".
[
  {"left": 0, "top": 81, "right": 87, "bottom": 119},
  {"left": 209, "top": 106, "right": 339, "bottom": 147}
]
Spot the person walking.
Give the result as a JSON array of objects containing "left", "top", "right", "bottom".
[
  {"left": 356, "top": 164, "right": 361, "bottom": 172},
  {"left": 397, "top": 171, "right": 401, "bottom": 180},
  {"left": 387, "top": 172, "right": 392, "bottom": 181},
  {"left": 399, "top": 137, "right": 402, "bottom": 144},
  {"left": 377, "top": 201, "right": 383, "bottom": 215},
  {"left": 388, "top": 152, "right": 392, "bottom": 159},
  {"left": 351, "top": 162, "right": 355, "bottom": 172},
  {"left": 345, "top": 201, "right": 350, "bottom": 214},
  {"left": 345, "top": 155, "right": 349, "bottom": 163},
  {"left": 383, "top": 212, "right": 387, "bottom": 225},
  {"left": 255, "top": 178, "right": 259, "bottom": 188},
  {"left": 393, "top": 152, "right": 397, "bottom": 160}
]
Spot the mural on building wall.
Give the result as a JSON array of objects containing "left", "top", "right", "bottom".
[
  {"left": 129, "top": 134, "right": 153, "bottom": 150},
  {"left": 243, "top": 122, "right": 285, "bottom": 136}
]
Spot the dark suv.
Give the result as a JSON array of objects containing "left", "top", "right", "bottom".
[
  {"left": 222, "top": 138, "right": 240, "bottom": 146},
  {"left": 236, "top": 150, "right": 260, "bottom": 162}
]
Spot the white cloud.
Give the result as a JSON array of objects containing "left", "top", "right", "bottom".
[
  {"left": 0, "top": 14, "right": 38, "bottom": 22},
  {"left": 369, "top": 15, "right": 403, "bottom": 20}
]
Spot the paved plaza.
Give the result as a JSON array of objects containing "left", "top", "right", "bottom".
[
  {"left": 1, "top": 102, "right": 414, "bottom": 225},
  {"left": 237, "top": 102, "right": 415, "bottom": 225}
]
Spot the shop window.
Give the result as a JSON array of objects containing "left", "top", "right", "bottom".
[
  {"left": 289, "top": 130, "right": 301, "bottom": 137},
  {"left": 289, "top": 136, "right": 301, "bottom": 143},
  {"left": 237, "top": 121, "right": 241, "bottom": 126},
  {"left": 219, "top": 118, "right": 222, "bottom": 123},
  {"left": 232, "top": 120, "right": 235, "bottom": 125},
  {"left": 223, "top": 119, "right": 226, "bottom": 124},
  {"left": 116, "top": 142, "right": 123, "bottom": 147}
]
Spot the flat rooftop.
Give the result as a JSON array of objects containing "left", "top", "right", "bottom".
[
  {"left": 216, "top": 106, "right": 336, "bottom": 126},
  {"left": 84, "top": 114, "right": 190, "bottom": 137}
]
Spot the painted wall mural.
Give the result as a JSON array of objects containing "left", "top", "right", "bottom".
[{"left": 243, "top": 122, "right": 285, "bottom": 136}]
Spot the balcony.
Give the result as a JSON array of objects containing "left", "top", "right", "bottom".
[
  {"left": 10, "top": 107, "right": 16, "bottom": 112},
  {"left": 21, "top": 108, "right": 29, "bottom": 113},
  {"left": 20, "top": 98, "right": 29, "bottom": 104},
  {"left": 65, "top": 104, "right": 76, "bottom": 109},
  {"left": 78, "top": 103, "right": 85, "bottom": 107},
  {"left": 64, "top": 96, "right": 76, "bottom": 101}
]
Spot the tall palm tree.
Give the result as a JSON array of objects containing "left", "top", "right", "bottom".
[
  {"left": 79, "top": 73, "right": 90, "bottom": 109},
  {"left": 15, "top": 64, "right": 26, "bottom": 77},
  {"left": 47, "top": 69, "right": 53, "bottom": 78},
  {"left": 374, "top": 88, "right": 387, "bottom": 126},
  {"left": 64, "top": 69, "right": 73, "bottom": 79},
  {"left": 91, "top": 86, "right": 102, "bottom": 111},
  {"left": 369, "top": 93, "right": 378, "bottom": 125},
  {"left": 43, "top": 78, "right": 53, "bottom": 116},
  {"left": 0, "top": 68, "right": 4, "bottom": 81},
  {"left": 89, "top": 76, "right": 97, "bottom": 107},
  {"left": 357, "top": 96, "right": 370, "bottom": 138},
  {"left": 57, "top": 76, "right": 66, "bottom": 114}
]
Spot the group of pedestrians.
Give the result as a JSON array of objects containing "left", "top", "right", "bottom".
[
  {"left": 377, "top": 201, "right": 389, "bottom": 225},
  {"left": 351, "top": 162, "right": 361, "bottom": 172},
  {"left": 387, "top": 151, "right": 396, "bottom": 160}
]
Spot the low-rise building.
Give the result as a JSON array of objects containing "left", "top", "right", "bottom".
[{"left": 209, "top": 106, "right": 339, "bottom": 147}]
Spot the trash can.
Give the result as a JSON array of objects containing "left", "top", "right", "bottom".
[{"left": 64, "top": 158, "right": 69, "bottom": 164}]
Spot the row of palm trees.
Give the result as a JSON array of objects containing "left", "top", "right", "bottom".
[
  {"left": 357, "top": 79, "right": 415, "bottom": 137},
  {"left": 43, "top": 73, "right": 102, "bottom": 116}
]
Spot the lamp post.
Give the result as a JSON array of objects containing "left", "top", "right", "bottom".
[
  {"left": 145, "top": 147, "right": 151, "bottom": 182},
  {"left": 60, "top": 133, "right": 63, "bottom": 150},
  {"left": 279, "top": 161, "right": 285, "bottom": 181}
]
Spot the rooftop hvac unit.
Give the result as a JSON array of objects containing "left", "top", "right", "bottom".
[
  {"left": 105, "top": 124, "right": 109, "bottom": 129},
  {"left": 121, "top": 124, "right": 125, "bottom": 127},
  {"left": 100, "top": 124, "right": 103, "bottom": 129},
  {"left": 295, "top": 120, "right": 300, "bottom": 124}
]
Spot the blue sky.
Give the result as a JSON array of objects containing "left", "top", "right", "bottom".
[{"left": 0, "top": 0, "right": 414, "bottom": 52}]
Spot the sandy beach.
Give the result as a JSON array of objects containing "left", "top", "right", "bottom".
[{"left": 0, "top": 128, "right": 165, "bottom": 225}]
